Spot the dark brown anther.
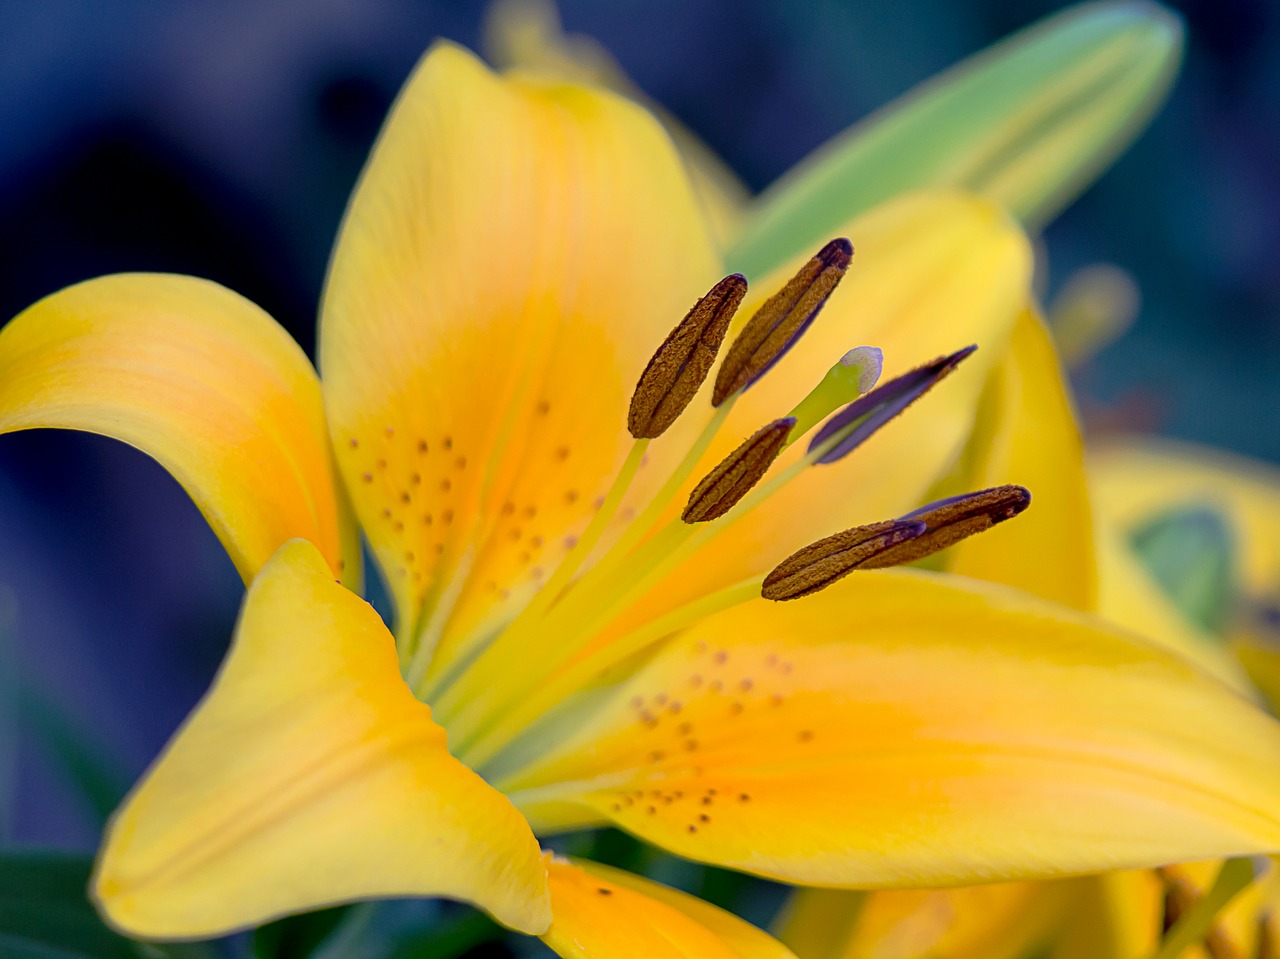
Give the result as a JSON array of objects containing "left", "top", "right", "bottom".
[
  {"left": 682, "top": 417, "right": 795, "bottom": 523},
  {"left": 712, "top": 238, "right": 853, "bottom": 405},
  {"left": 857, "top": 485, "right": 1032, "bottom": 570},
  {"left": 629, "top": 273, "right": 748, "bottom": 438},
  {"left": 762, "top": 519, "right": 926, "bottom": 601}
]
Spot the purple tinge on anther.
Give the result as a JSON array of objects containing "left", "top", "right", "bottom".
[{"left": 808, "top": 344, "right": 977, "bottom": 465}]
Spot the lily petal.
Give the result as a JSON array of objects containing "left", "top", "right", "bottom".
[
  {"left": 776, "top": 881, "right": 1076, "bottom": 959},
  {"left": 502, "top": 570, "right": 1280, "bottom": 886},
  {"left": 0, "top": 274, "right": 357, "bottom": 582},
  {"left": 543, "top": 857, "right": 795, "bottom": 959},
  {"left": 1090, "top": 437, "right": 1280, "bottom": 595},
  {"left": 319, "top": 42, "right": 718, "bottom": 664},
  {"left": 93, "top": 539, "right": 550, "bottom": 939},
  {"left": 948, "top": 306, "right": 1096, "bottom": 610}
]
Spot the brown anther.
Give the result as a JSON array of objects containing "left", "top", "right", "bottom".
[
  {"left": 713, "top": 238, "right": 853, "bottom": 405},
  {"left": 682, "top": 417, "right": 795, "bottom": 522},
  {"left": 762, "top": 519, "right": 925, "bottom": 601},
  {"left": 858, "top": 485, "right": 1032, "bottom": 570},
  {"left": 630, "top": 273, "right": 748, "bottom": 438}
]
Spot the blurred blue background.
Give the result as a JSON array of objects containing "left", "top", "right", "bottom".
[{"left": 0, "top": 0, "right": 1277, "bottom": 859}]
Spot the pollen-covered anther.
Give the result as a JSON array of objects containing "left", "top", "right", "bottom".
[
  {"left": 762, "top": 518, "right": 927, "bottom": 601},
  {"left": 808, "top": 344, "right": 977, "bottom": 464},
  {"left": 712, "top": 238, "right": 853, "bottom": 405},
  {"left": 858, "top": 484, "right": 1032, "bottom": 570},
  {"left": 629, "top": 273, "right": 748, "bottom": 439},
  {"left": 682, "top": 417, "right": 795, "bottom": 523}
]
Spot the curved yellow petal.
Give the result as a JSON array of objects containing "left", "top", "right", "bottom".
[
  {"left": 1096, "top": 519, "right": 1253, "bottom": 693},
  {"left": 614, "top": 191, "right": 1031, "bottom": 630},
  {"left": 543, "top": 857, "right": 795, "bottom": 959},
  {"left": 776, "top": 881, "right": 1075, "bottom": 959},
  {"left": 93, "top": 539, "right": 550, "bottom": 939},
  {"left": 0, "top": 274, "right": 357, "bottom": 583},
  {"left": 1090, "top": 437, "right": 1280, "bottom": 595},
  {"left": 1091, "top": 438, "right": 1280, "bottom": 700},
  {"left": 502, "top": 570, "right": 1280, "bottom": 886},
  {"left": 319, "top": 42, "right": 719, "bottom": 666},
  {"left": 948, "top": 306, "right": 1096, "bottom": 611}
]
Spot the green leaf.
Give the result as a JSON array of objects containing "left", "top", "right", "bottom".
[
  {"left": 1130, "top": 504, "right": 1238, "bottom": 636},
  {"left": 728, "top": 0, "right": 1183, "bottom": 279},
  {"left": 0, "top": 849, "right": 135, "bottom": 959}
]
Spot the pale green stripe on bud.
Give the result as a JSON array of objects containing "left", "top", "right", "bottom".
[{"left": 729, "top": 1, "right": 1184, "bottom": 279}]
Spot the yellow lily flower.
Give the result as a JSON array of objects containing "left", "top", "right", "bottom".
[{"left": 4, "top": 40, "right": 1280, "bottom": 959}]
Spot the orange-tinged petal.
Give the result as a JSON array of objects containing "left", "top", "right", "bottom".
[
  {"left": 602, "top": 191, "right": 1032, "bottom": 640},
  {"left": 948, "top": 306, "right": 1095, "bottom": 610},
  {"left": 93, "top": 539, "right": 550, "bottom": 939},
  {"left": 319, "top": 42, "right": 719, "bottom": 665},
  {"left": 776, "top": 881, "right": 1076, "bottom": 959},
  {"left": 0, "top": 274, "right": 357, "bottom": 582},
  {"left": 502, "top": 570, "right": 1280, "bottom": 886},
  {"left": 543, "top": 857, "right": 795, "bottom": 959}
]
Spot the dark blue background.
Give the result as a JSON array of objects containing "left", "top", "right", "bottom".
[{"left": 1, "top": 0, "right": 1277, "bottom": 852}]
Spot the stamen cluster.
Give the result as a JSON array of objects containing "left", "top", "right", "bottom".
[{"left": 430, "top": 238, "right": 1034, "bottom": 774}]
